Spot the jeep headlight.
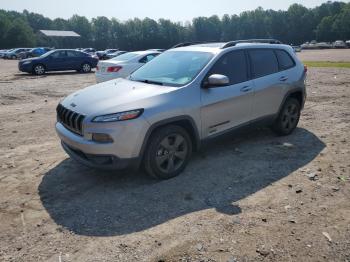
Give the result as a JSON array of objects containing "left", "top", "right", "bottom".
[{"left": 92, "top": 109, "right": 144, "bottom": 123}]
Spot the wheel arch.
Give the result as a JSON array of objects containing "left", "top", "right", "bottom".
[
  {"left": 139, "top": 116, "right": 201, "bottom": 162},
  {"left": 277, "top": 88, "right": 305, "bottom": 115}
]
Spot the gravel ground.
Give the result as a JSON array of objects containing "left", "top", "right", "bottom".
[
  {"left": 298, "top": 49, "right": 350, "bottom": 62},
  {"left": 0, "top": 50, "right": 349, "bottom": 262}
]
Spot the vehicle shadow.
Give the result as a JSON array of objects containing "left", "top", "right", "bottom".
[{"left": 39, "top": 127, "right": 325, "bottom": 236}]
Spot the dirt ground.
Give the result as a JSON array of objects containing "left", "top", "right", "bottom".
[{"left": 0, "top": 50, "right": 349, "bottom": 262}]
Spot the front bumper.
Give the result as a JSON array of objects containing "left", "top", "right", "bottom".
[
  {"left": 55, "top": 117, "right": 150, "bottom": 170},
  {"left": 61, "top": 141, "right": 139, "bottom": 170},
  {"left": 18, "top": 63, "right": 32, "bottom": 73}
]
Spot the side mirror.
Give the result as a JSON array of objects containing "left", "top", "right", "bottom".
[{"left": 204, "top": 74, "right": 230, "bottom": 88}]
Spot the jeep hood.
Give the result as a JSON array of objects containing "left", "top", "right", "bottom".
[{"left": 61, "top": 78, "right": 177, "bottom": 116}]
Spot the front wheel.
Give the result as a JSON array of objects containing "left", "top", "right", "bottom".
[
  {"left": 272, "top": 98, "right": 301, "bottom": 136},
  {"left": 81, "top": 63, "right": 91, "bottom": 73},
  {"left": 144, "top": 125, "right": 192, "bottom": 180},
  {"left": 32, "top": 64, "right": 45, "bottom": 75}
]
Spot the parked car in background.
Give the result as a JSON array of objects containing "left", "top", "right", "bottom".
[
  {"left": 56, "top": 40, "right": 306, "bottom": 179},
  {"left": 104, "top": 50, "right": 127, "bottom": 60},
  {"left": 334, "top": 40, "right": 346, "bottom": 48},
  {"left": 18, "top": 47, "right": 53, "bottom": 59},
  {"left": 82, "top": 48, "right": 97, "bottom": 54},
  {"left": 316, "top": 42, "right": 333, "bottom": 49},
  {"left": 96, "top": 49, "right": 119, "bottom": 60},
  {"left": 346, "top": 40, "right": 350, "bottom": 48},
  {"left": 291, "top": 45, "right": 302, "bottom": 52},
  {"left": 4, "top": 48, "right": 31, "bottom": 59},
  {"left": 0, "top": 49, "right": 13, "bottom": 58},
  {"left": 18, "top": 49, "right": 98, "bottom": 75},
  {"left": 95, "top": 50, "right": 161, "bottom": 83}
]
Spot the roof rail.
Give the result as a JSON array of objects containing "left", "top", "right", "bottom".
[
  {"left": 171, "top": 42, "right": 205, "bottom": 48},
  {"left": 222, "top": 39, "right": 282, "bottom": 49}
]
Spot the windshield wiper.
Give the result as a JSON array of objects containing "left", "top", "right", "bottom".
[{"left": 134, "top": 79, "right": 163, "bottom": 86}]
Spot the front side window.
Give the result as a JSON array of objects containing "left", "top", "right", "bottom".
[
  {"left": 208, "top": 50, "right": 248, "bottom": 85},
  {"left": 275, "top": 50, "right": 295, "bottom": 70},
  {"left": 249, "top": 49, "right": 279, "bottom": 78},
  {"left": 50, "top": 51, "right": 66, "bottom": 58},
  {"left": 130, "top": 51, "right": 214, "bottom": 87}
]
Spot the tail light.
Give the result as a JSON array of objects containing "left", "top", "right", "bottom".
[
  {"left": 304, "top": 65, "right": 308, "bottom": 73},
  {"left": 96, "top": 65, "right": 99, "bottom": 71},
  {"left": 107, "top": 66, "right": 122, "bottom": 73}
]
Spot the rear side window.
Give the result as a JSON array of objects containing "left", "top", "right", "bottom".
[
  {"left": 67, "top": 51, "right": 80, "bottom": 57},
  {"left": 139, "top": 54, "right": 158, "bottom": 63},
  {"left": 275, "top": 49, "right": 295, "bottom": 70},
  {"left": 249, "top": 49, "right": 279, "bottom": 78},
  {"left": 209, "top": 50, "right": 248, "bottom": 85}
]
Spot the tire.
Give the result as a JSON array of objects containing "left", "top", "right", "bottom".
[
  {"left": 11, "top": 55, "right": 16, "bottom": 60},
  {"left": 272, "top": 98, "right": 301, "bottom": 136},
  {"left": 144, "top": 125, "right": 192, "bottom": 180},
  {"left": 81, "top": 63, "right": 91, "bottom": 73},
  {"left": 32, "top": 64, "right": 45, "bottom": 75}
]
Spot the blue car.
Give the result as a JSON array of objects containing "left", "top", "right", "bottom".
[
  {"left": 4, "top": 48, "right": 31, "bottom": 59},
  {"left": 18, "top": 49, "right": 99, "bottom": 75},
  {"left": 19, "top": 47, "right": 53, "bottom": 59}
]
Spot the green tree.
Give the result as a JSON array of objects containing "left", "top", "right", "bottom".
[
  {"left": 316, "top": 16, "right": 336, "bottom": 41},
  {"left": 4, "top": 18, "right": 35, "bottom": 47},
  {"left": 92, "top": 16, "right": 112, "bottom": 49},
  {"left": 0, "top": 13, "right": 11, "bottom": 48},
  {"left": 68, "top": 15, "right": 92, "bottom": 47}
]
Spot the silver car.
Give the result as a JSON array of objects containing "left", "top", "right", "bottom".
[
  {"left": 95, "top": 50, "right": 161, "bottom": 83},
  {"left": 56, "top": 39, "right": 307, "bottom": 179}
]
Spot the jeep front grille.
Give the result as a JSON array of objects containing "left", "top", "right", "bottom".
[{"left": 56, "top": 104, "right": 85, "bottom": 136}]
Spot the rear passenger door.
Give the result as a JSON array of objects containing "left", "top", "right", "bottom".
[
  {"left": 66, "top": 51, "right": 82, "bottom": 69},
  {"left": 200, "top": 50, "right": 254, "bottom": 137},
  {"left": 248, "top": 49, "right": 293, "bottom": 120}
]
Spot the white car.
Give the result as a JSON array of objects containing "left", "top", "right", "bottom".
[
  {"left": 95, "top": 50, "right": 161, "bottom": 83},
  {"left": 334, "top": 40, "right": 346, "bottom": 49}
]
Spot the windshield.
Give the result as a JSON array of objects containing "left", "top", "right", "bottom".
[
  {"left": 130, "top": 51, "right": 214, "bottom": 87},
  {"left": 111, "top": 52, "right": 139, "bottom": 61}
]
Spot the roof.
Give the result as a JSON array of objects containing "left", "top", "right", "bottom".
[
  {"left": 172, "top": 39, "right": 283, "bottom": 51},
  {"left": 172, "top": 40, "right": 288, "bottom": 54},
  {"left": 39, "top": 30, "right": 81, "bottom": 37}
]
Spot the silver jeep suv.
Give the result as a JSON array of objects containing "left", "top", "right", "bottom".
[{"left": 56, "top": 39, "right": 307, "bottom": 179}]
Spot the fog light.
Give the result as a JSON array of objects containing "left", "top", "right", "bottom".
[{"left": 92, "top": 133, "right": 113, "bottom": 143}]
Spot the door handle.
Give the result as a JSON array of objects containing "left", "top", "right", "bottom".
[
  {"left": 279, "top": 76, "right": 288, "bottom": 82},
  {"left": 240, "top": 86, "right": 252, "bottom": 92}
]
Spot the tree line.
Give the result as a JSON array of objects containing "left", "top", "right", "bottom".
[{"left": 0, "top": 1, "right": 349, "bottom": 50}]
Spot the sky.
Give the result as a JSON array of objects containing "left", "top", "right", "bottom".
[{"left": 0, "top": 0, "right": 349, "bottom": 22}]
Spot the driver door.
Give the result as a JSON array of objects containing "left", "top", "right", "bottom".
[
  {"left": 47, "top": 50, "right": 67, "bottom": 70},
  {"left": 200, "top": 50, "right": 254, "bottom": 138}
]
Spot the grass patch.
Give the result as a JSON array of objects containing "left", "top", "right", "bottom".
[{"left": 303, "top": 61, "right": 350, "bottom": 68}]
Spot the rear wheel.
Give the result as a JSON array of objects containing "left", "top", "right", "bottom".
[
  {"left": 81, "top": 63, "right": 91, "bottom": 73},
  {"left": 144, "top": 125, "right": 192, "bottom": 179},
  {"left": 272, "top": 98, "right": 301, "bottom": 136},
  {"left": 32, "top": 64, "right": 45, "bottom": 75}
]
